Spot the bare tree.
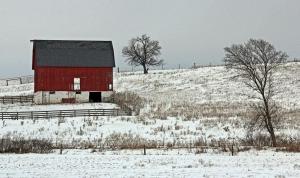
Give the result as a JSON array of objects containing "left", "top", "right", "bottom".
[
  {"left": 122, "top": 34, "right": 163, "bottom": 74},
  {"left": 224, "top": 39, "right": 288, "bottom": 147}
]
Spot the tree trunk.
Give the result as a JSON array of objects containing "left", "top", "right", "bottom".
[
  {"left": 262, "top": 96, "right": 277, "bottom": 147},
  {"left": 142, "top": 64, "right": 148, "bottom": 74},
  {"left": 270, "top": 128, "right": 277, "bottom": 147},
  {"left": 267, "top": 118, "right": 277, "bottom": 147}
]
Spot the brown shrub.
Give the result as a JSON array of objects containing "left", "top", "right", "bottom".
[
  {"left": 0, "top": 137, "right": 53, "bottom": 154},
  {"left": 104, "top": 133, "right": 157, "bottom": 150},
  {"left": 276, "top": 144, "right": 300, "bottom": 152},
  {"left": 111, "top": 91, "right": 145, "bottom": 115}
]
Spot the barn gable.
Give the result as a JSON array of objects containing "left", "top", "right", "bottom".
[
  {"left": 32, "top": 40, "right": 115, "bottom": 69},
  {"left": 31, "top": 40, "right": 115, "bottom": 104}
]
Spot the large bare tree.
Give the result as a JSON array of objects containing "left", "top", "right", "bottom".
[
  {"left": 122, "top": 34, "right": 163, "bottom": 74},
  {"left": 224, "top": 39, "right": 288, "bottom": 147}
]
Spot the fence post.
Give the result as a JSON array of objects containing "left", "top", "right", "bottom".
[
  {"left": 60, "top": 144, "right": 63, "bottom": 155},
  {"left": 31, "top": 111, "right": 33, "bottom": 120}
]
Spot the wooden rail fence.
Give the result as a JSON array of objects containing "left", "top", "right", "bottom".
[
  {"left": 0, "top": 108, "right": 129, "bottom": 120},
  {"left": 0, "top": 95, "right": 34, "bottom": 104}
]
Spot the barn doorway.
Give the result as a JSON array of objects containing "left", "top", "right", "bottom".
[{"left": 89, "top": 92, "right": 102, "bottom": 102}]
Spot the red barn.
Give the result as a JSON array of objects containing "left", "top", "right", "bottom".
[{"left": 32, "top": 40, "right": 115, "bottom": 104}]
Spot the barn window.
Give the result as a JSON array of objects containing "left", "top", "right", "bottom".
[
  {"left": 109, "top": 84, "right": 112, "bottom": 90},
  {"left": 73, "top": 78, "right": 80, "bottom": 90},
  {"left": 75, "top": 91, "right": 81, "bottom": 94}
]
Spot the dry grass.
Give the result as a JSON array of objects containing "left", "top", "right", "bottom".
[
  {"left": 104, "top": 133, "right": 157, "bottom": 150},
  {"left": 111, "top": 91, "right": 145, "bottom": 115},
  {"left": 276, "top": 145, "right": 300, "bottom": 152},
  {"left": 143, "top": 101, "right": 254, "bottom": 120},
  {"left": 0, "top": 137, "right": 53, "bottom": 154}
]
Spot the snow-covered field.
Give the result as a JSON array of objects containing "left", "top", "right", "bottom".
[
  {"left": 0, "top": 149, "right": 299, "bottom": 178},
  {"left": 0, "top": 63, "right": 299, "bottom": 145},
  {"left": 0, "top": 63, "right": 299, "bottom": 177},
  {"left": 0, "top": 116, "right": 249, "bottom": 146},
  {"left": 0, "top": 103, "right": 118, "bottom": 112}
]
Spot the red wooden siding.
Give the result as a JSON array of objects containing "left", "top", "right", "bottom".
[
  {"left": 32, "top": 45, "right": 36, "bottom": 70},
  {"left": 34, "top": 67, "right": 113, "bottom": 92}
]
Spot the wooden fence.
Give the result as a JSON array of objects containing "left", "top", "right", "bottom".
[
  {"left": 0, "top": 95, "right": 34, "bottom": 104},
  {"left": 0, "top": 108, "right": 129, "bottom": 120}
]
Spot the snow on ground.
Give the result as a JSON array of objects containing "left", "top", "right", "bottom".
[
  {"left": 0, "top": 103, "right": 118, "bottom": 112},
  {"left": 1, "top": 63, "right": 299, "bottom": 110},
  {"left": 0, "top": 63, "right": 299, "bottom": 145},
  {"left": 0, "top": 116, "right": 242, "bottom": 145},
  {"left": 0, "top": 83, "right": 33, "bottom": 97},
  {"left": 0, "top": 149, "right": 299, "bottom": 178},
  {"left": 115, "top": 62, "right": 300, "bottom": 110},
  {"left": 1, "top": 115, "right": 299, "bottom": 147},
  {"left": 0, "top": 63, "right": 299, "bottom": 177}
]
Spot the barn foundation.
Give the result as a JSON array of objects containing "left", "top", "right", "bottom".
[{"left": 34, "top": 91, "right": 113, "bottom": 104}]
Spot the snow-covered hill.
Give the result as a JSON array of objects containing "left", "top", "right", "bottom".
[
  {"left": 0, "top": 62, "right": 299, "bottom": 147},
  {"left": 115, "top": 62, "right": 300, "bottom": 110},
  {"left": 1, "top": 63, "right": 299, "bottom": 107}
]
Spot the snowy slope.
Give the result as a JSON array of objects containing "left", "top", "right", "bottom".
[
  {"left": 1, "top": 63, "right": 299, "bottom": 110},
  {"left": 0, "top": 83, "right": 33, "bottom": 97},
  {"left": 115, "top": 62, "right": 300, "bottom": 110},
  {"left": 0, "top": 63, "right": 299, "bottom": 178},
  {"left": 0, "top": 63, "right": 299, "bottom": 146}
]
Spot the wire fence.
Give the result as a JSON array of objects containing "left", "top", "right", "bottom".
[
  {"left": 0, "top": 108, "right": 130, "bottom": 120},
  {"left": 115, "top": 60, "right": 300, "bottom": 73}
]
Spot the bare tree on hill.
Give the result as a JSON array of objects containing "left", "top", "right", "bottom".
[
  {"left": 122, "top": 34, "right": 163, "bottom": 74},
  {"left": 224, "top": 39, "right": 288, "bottom": 147}
]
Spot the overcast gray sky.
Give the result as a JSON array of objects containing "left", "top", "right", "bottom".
[{"left": 0, "top": 0, "right": 299, "bottom": 77}]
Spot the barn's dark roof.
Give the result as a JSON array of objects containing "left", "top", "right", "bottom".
[{"left": 32, "top": 40, "right": 115, "bottom": 68}]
